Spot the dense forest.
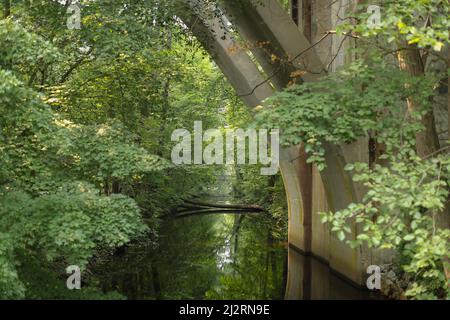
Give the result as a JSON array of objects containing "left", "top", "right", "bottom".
[
  {"left": 0, "top": 0, "right": 449, "bottom": 301},
  {"left": 0, "top": 0, "right": 288, "bottom": 300}
]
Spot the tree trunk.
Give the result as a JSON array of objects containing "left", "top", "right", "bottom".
[
  {"left": 157, "top": 31, "right": 172, "bottom": 157},
  {"left": 151, "top": 263, "right": 161, "bottom": 299},
  {"left": 3, "top": 0, "right": 10, "bottom": 18},
  {"left": 447, "top": 55, "right": 450, "bottom": 285},
  {"left": 397, "top": 45, "right": 440, "bottom": 157},
  {"left": 398, "top": 44, "right": 449, "bottom": 289},
  {"left": 231, "top": 215, "right": 244, "bottom": 265}
]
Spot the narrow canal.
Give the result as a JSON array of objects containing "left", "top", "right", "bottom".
[{"left": 93, "top": 200, "right": 375, "bottom": 300}]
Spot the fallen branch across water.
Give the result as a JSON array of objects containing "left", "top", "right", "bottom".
[{"left": 175, "top": 208, "right": 263, "bottom": 219}]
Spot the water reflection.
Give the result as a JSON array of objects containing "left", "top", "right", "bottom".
[
  {"left": 94, "top": 212, "right": 286, "bottom": 300},
  {"left": 217, "top": 239, "right": 233, "bottom": 270},
  {"left": 94, "top": 210, "right": 376, "bottom": 300},
  {"left": 285, "top": 246, "right": 376, "bottom": 300}
]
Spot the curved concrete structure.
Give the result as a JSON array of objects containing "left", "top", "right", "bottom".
[
  {"left": 279, "top": 147, "right": 305, "bottom": 251},
  {"left": 179, "top": 0, "right": 392, "bottom": 289}
]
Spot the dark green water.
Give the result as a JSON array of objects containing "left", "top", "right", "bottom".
[{"left": 93, "top": 209, "right": 375, "bottom": 300}]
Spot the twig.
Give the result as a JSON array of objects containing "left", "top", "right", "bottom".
[{"left": 238, "top": 31, "right": 334, "bottom": 98}]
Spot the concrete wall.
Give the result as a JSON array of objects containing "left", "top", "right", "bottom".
[
  {"left": 293, "top": 0, "right": 383, "bottom": 285},
  {"left": 311, "top": 166, "right": 330, "bottom": 261},
  {"left": 280, "top": 147, "right": 305, "bottom": 251},
  {"left": 286, "top": 247, "right": 373, "bottom": 299}
]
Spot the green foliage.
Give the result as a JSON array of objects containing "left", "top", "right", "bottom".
[
  {"left": 254, "top": 54, "right": 448, "bottom": 299},
  {"left": 0, "top": 0, "right": 239, "bottom": 300},
  {"left": 0, "top": 68, "right": 153, "bottom": 298},
  {"left": 17, "top": 253, "right": 125, "bottom": 300},
  {"left": 321, "top": 153, "right": 450, "bottom": 299},
  {"left": 254, "top": 60, "right": 435, "bottom": 169},
  {"left": 0, "top": 233, "right": 25, "bottom": 299},
  {"left": 205, "top": 215, "right": 286, "bottom": 300},
  {"left": 252, "top": 0, "right": 449, "bottom": 299},
  {"left": 0, "top": 17, "right": 170, "bottom": 298},
  {"left": 205, "top": 103, "right": 287, "bottom": 300},
  {"left": 342, "top": 0, "right": 450, "bottom": 52},
  {"left": 0, "top": 19, "right": 60, "bottom": 80},
  {"left": 54, "top": 121, "right": 169, "bottom": 186}
]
